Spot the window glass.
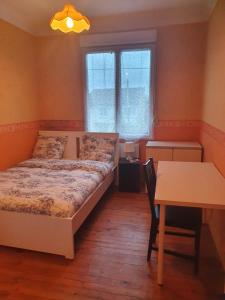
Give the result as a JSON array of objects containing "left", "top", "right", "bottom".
[
  {"left": 86, "top": 52, "right": 116, "bottom": 132},
  {"left": 85, "top": 47, "right": 153, "bottom": 139},
  {"left": 118, "top": 50, "right": 151, "bottom": 138}
]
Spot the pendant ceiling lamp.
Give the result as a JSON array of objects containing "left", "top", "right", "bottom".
[{"left": 50, "top": 4, "right": 90, "bottom": 33}]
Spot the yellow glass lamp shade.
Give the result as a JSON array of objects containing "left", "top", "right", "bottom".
[{"left": 50, "top": 4, "right": 90, "bottom": 33}]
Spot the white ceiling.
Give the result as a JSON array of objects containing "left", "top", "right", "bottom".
[{"left": 0, "top": 0, "right": 218, "bottom": 36}]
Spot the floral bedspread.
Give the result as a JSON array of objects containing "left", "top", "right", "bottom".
[
  {"left": 18, "top": 158, "right": 113, "bottom": 177},
  {"left": 0, "top": 159, "right": 113, "bottom": 218}
]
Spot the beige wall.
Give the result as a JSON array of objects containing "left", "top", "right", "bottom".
[
  {"left": 0, "top": 20, "right": 39, "bottom": 124},
  {"left": 0, "top": 19, "right": 39, "bottom": 169},
  {"left": 37, "top": 22, "right": 206, "bottom": 123},
  {"left": 156, "top": 23, "right": 206, "bottom": 121},
  {"left": 38, "top": 35, "right": 83, "bottom": 121},
  {"left": 201, "top": 0, "right": 225, "bottom": 269},
  {"left": 203, "top": 0, "right": 225, "bottom": 132}
]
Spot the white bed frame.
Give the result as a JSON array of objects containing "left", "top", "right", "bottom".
[{"left": 0, "top": 131, "right": 119, "bottom": 259}]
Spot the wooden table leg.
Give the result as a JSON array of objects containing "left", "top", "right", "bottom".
[{"left": 158, "top": 204, "right": 166, "bottom": 285}]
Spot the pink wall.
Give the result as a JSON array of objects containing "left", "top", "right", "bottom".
[
  {"left": 156, "top": 23, "right": 206, "bottom": 122},
  {"left": 36, "top": 22, "right": 207, "bottom": 165},
  {"left": 154, "top": 120, "right": 201, "bottom": 141},
  {"left": 200, "top": 0, "right": 225, "bottom": 269},
  {"left": 0, "top": 20, "right": 39, "bottom": 124},
  {"left": 38, "top": 22, "right": 207, "bottom": 145},
  {"left": 0, "top": 122, "right": 39, "bottom": 170},
  {"left": 0, "top": 20, "right": 39, "bottom": 170},
  {"left": 37, "top": 35, "right": 84, "bottom": 122}
]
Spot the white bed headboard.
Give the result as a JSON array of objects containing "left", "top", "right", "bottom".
[{"left": 39, "top": 131, "right": 119, "bottom": 166}]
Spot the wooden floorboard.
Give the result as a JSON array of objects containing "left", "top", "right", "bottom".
[{"left": 0, "top": 188, "right": 223, "bottom": 300}]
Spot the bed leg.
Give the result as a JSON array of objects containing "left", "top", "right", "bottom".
[
  {"left": 65, "top": 252, "right": 74, "bottom": 259},
  {"left": 65, "top": 242, "right": 75, "bottom": 259},
  {"left": 64, "top": 231, "right": 75, "bottom": 259}
]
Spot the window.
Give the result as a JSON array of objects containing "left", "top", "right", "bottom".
[{"left": 85, "top": 47, "right": 154, "bottom": 139}]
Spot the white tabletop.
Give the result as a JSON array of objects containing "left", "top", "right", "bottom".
[
  {"left": 155, "top": 161, "right": 225, "bottom": 209},
  {"left": 146, "top": 141, "right": 202, "bottom": 149}
]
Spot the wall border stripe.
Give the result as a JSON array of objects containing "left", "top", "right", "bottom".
[
  {"left": 201, "top": 121, "right": 225, "bottom": 147},
  {"left": 0, "top": 121, "right": 40, "bottom": 135},
  {"left": 0, "top": 120, "right": 224, "bottom": 147}
]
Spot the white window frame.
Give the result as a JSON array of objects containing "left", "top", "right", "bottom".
[{"left": 83, "top": 43, "right": 156, "bottom": 139}]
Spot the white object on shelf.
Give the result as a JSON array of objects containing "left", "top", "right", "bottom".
[
  {"left": 120, "top": 142, "right": 139, "bottom": 159},
  {"left": 124, "top": 142, "right": 136, "bottom": 160}
]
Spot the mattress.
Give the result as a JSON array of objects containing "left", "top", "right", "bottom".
[{"left": 0, "top": 159, "right": 113, "bottom": 218}]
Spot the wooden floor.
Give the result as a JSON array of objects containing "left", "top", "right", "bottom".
[{"left": 0, "top": 189, "right": 224, "bottom": 300}]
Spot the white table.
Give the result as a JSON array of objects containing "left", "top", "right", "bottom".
[{"left": 155, "top": 161, "right": 225, "bottom": 285}]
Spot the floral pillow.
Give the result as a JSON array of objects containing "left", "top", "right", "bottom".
[
  {"left": 79, "top": 135, "right": 116, "bottom": 162},
  {"left": 32, "top": 135, "right": 68, "bottom": 159}
]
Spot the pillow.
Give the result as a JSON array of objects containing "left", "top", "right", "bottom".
[
  {"left": 79, "top": 135, "right": 116, "bottom": 162},
  {"left": 33, "top": 135, "right": 68, "bottom": 159}
]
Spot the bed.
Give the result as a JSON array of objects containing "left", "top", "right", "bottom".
[{"left": 0, "top": 131, "right": 119, "bottom": 259}]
